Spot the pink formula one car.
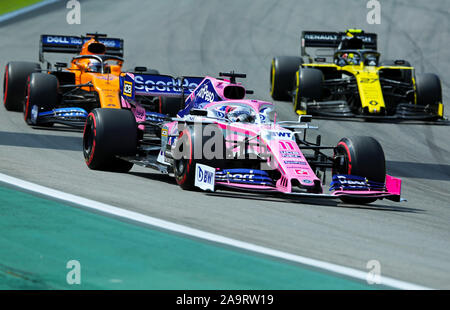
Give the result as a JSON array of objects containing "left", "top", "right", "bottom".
[{"left": 82, "top": 71, "right": 402, "bottom": 204}]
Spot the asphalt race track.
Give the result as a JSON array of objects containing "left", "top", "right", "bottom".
[{"left": 0, "top": 0, "right": 449, "bottom": 288}]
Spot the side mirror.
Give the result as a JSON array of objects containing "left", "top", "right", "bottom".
[
  {"left": 298, "top": 115, "right": 312, "bottom": 123},
  {"left": 134, "top": 66, "right": 148, "bottom": 72},
  {"left": 55, "top": 62, "right": 67, "bottom": 68}
]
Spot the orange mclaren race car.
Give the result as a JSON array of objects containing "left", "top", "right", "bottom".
[{"left": 3, "top": 33, "right": 156, "bottom": 127}]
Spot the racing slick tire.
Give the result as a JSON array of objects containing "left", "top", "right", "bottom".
[
  {"left": 270, "top": 56, "right": 303, "bottom": 101},
  {"left": 24, "top": 73, "right": 58, "bottom": 126},
  {"left": 415, "top": 73, "right": 443, "bottom": 118},
  {"left": 333, "top": 136, "right": 386, "bottom": 204},
  {"left": 160, "top": 96, "right": 184, "bottom": 117},
  {"left": 293, "top": 68, "right": 323, "bottom": 114},
  {"left": 173, "top": 124, "right": 226, "bottom": 190},
  {"left": 83, "top": 108, "right": 137, "bottom": 172},
  {"left": 3, "top": 61, "right": 41, "bottom": 111}
]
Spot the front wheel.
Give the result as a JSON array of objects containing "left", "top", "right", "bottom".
[
  {"left": 24, "top": 73, "right": 58, "bottom": 126},
  {"left": 415, "top": 73, "right": 443, "bottom": 118},
  {"left": 173, "top": 124, "right": 225, "bottom": 190},
  {"left": 270, "top": 56, "right": 303, "bottom": 101},
  {"left": 83, "top": 108, "right": 137, "bottom": 172},
  {"left": 333, "top": 136, "right": 386, "bottom": 204},
  {"left": 293, "top": 68, "right": 323, "bottom": 114}
]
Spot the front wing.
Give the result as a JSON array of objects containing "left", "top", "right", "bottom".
[
  {"left": 195, "top": 164, "right": 403, "bottom": 203},
  {"left": 304, "top": 100, "right": 446, "bottom": 122},
  {"left": 32, "top": 107, "right": 88, "bottom": 128}
]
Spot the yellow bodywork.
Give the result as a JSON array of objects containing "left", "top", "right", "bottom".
[{"left": 302, "top": 62, "right": 414, "bottom": 115}]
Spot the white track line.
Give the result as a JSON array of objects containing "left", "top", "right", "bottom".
[
  {"left": 0, "top": 172, "right": 431, "bottom": 290},
  {"left": 0, "top": 0, "right": 61, "bottom": 24}
]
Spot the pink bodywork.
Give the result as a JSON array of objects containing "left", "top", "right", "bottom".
[{"left": 130, "top": 75, "right": 402, "bottom": 201}]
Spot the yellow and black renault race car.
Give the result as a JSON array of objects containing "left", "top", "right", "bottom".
[{"left": 270, "top": 29, "right": 444, "bottom": 121}]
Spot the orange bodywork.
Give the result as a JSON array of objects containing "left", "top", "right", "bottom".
[{"left": 64, "top": 37, "right": 123, "bottom": 109}]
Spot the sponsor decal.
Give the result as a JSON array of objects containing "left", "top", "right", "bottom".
[
  {"left": 134, "top": 75, "right": 199, "bottom": 95},
  {"left": 44, "top": 36, "right": 72, "bottom": 44},
  {"left": 279, "top": 141, "right": 296, "bottom": 150},
  {"left": 360, "top": 78, "right": 378, "bottom": 84},
  {"left": 43, "top": 35, "right": 123, "bottom": 49},
  {"left": 273, "top": 131, "right": 292, "bottom": 139},
  {"left": 215, "top": 169, "right": 273, "bottom": 185},
  {"left": 305, "top": 34, "right": 338, "bottom": 41},
  {"left": 195, "top": 164, "right": 215, "bottom": 191},
  {"left": 264, "top": 131, "right": 294, "bottom": 141},
  {"left": 133, "top": 106, "right": 145, "bottom": 120},
  {"left": 302, "top": 179, "right": 313, "bottom": 184},
  {"left": 196, "top": 84, "right": 215, "bottom": 103},
  {"left": 161, "top": 128, "right": 168, "bottom": 137},
  {"left": 286, "top": 161, "right": 307, "bottom": 169},
  {"left": 95, "top": 75, "right": 116, "bottom": 81},
  {"left": 334, "top": 175, "right": 367, "bottom": 186},
  {"left": 282, "top": 154, "right": 302, "bottom": 158},
  {"left": 50, "top": 108, "right": 88, "bottom": 118},
  {"left": 123, "top": 80, "right": 133, "bottom": 97},
  {"left": 295, "top": 169, "right": 309, "bottom": 176},
  {"left": 281, "top": 150, "right": 302, "bottom": 158},
  {"left": 284, "top": 160, "right": 306, "bottom": 165}
]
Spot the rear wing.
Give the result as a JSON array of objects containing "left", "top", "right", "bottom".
[
  {"left": 301, "top": 30, "right": 377, "bottom": 59},
  {"left": 120, "top": 73, "right": 204, "bottom": 100},
  {"left": 39, "top": 34, "right": 124, "bottom": 63}
]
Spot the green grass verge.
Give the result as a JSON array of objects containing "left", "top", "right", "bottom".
[{"left": 0, "top": 0, "right": 43, "bottom": 16}]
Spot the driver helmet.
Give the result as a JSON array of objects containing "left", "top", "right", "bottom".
[
  {"left": 347, "top": 53, "right": 360, "bottom": 65},
  {"left": 335, "top": 53, "right": 348, "bottom": 66},
  {"left": 226, "top": 106, "right": 255, "bottom": 123},
  {"left": 87, "top": 59, "right": 102, "bottom": 73}
]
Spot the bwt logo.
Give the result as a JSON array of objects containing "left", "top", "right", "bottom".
[
  {"left": 273, "top": 132, "right": 292, "bottom": 139},
  {"left": 66, "top": 0, "right": 81, "bottom": 25},
  {"left": 367, "top": 0, "right": 381, "bottom": 25},
  {"left": 197, "top": 166, "right": 214, "bottom": 184}
]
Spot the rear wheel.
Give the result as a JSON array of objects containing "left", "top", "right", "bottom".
[
  {"left": 333, "top": 136, "right": 386, "bottom": 204},
  {"left": 24, "top": 73, "right": 58, "bottom": 126},
  {"left": 270, "top": 56, "right": 303, "bottom": 101},
  {"left": 83, "top": 108, "right": 137, "bottom": 172},
  {"left": 3, "top": 61, "right": 41, "bottom": 111}
]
